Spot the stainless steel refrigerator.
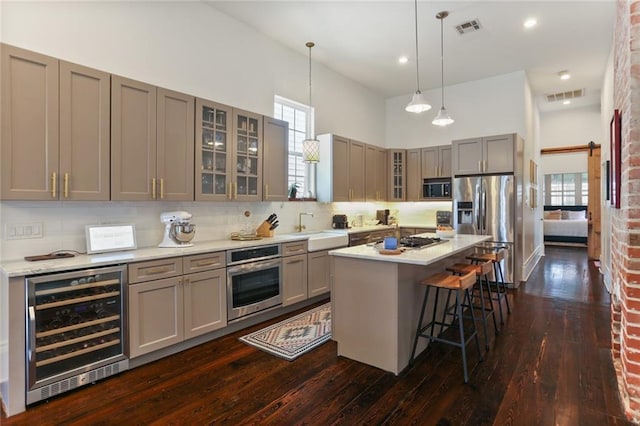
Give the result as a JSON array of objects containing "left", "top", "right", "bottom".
[{"left": 453, "top": 174, "right": 519, "bottom": 284}]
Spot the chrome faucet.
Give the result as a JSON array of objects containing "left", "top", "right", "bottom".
[{"left": 297, "top": 212, "right": 314, "bottom": 232}]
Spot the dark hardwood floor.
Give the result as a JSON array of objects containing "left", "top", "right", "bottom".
[{"left": 2, "top": 246, "right": 631, "bottom": 425}]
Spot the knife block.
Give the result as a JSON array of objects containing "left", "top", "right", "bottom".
[{"left": 255, "top": 221, "right": 274, "bottom": 237}]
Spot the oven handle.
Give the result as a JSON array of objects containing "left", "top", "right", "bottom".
[{"left": 227, "top": 257, "right": 281, "bottom": 275}]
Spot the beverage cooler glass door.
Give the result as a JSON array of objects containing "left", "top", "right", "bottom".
[{"left": 26, "top": 265, "right": 128, "bottom": 401}]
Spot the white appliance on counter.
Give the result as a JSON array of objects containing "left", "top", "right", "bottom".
[{"left": 158, "top": 211, "right": 196, "bottom": 248}]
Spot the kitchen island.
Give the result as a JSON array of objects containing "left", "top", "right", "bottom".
[{"left": 329, "top": 234, "right": 491, "bottom": 375}]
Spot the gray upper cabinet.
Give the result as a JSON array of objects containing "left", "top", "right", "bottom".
[
  {"left": 406, "top": 149, "right": 422, "bottom": 201},
  {"left": 195, "top": 101, "right": 263, "bottom": 201},
  {"left": 317, "top": 134, "right": 366, "bottom": 202},
  {"left": 1, "top": 44, "right": 111, "bottom": 201},
  {"left": 452, "top": 134, "right": 515, "bottom": 176},
  {"left": 111, "top": 76, "right": 194, "bottom": 201},
  {"left": 421, "top": 145, "right": 452, "bottom": 178},
  {"left": 365, "top": 144, "right": 386, "bottom": 202},
  {"left": 262, "top": 117, "right": 289, "bottom": 202},
  {"left": 60, "top": 61, "right": 111, "bottom": 200}
]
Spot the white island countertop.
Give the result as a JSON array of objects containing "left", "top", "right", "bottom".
[{"left": 329, "top": 233, "right": 491, "bottom": 266}]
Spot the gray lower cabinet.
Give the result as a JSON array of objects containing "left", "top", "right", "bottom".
[
  {"left": 307, "top": 250, "right": 332, "bottom": 297},
  {"left": 282, "top": 241, "right": 308, "bottom": 306},
  {"left": 128, "top": 253, "right": 226, "bottom": 358}
]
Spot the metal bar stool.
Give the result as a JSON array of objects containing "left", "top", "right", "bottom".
[
  {"left": 410, "top": 270, "right": 482, "bottom": 383},
  {"left": 446, "top": 260, "right": 499, "bottom": 350},
  {"left": 466, "top": 247, "right": 511, "bottom": 325}
]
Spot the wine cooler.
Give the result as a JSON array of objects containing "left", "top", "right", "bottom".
[{"left": 26, "top": 265, "right": 129, "bottom": 404}]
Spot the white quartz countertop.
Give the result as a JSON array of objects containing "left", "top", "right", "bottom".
[
  {"left": 0, "top": 233, "right": 314, "bottom": 277},
  {"left": 328, "top": 234, "right": 491, "bottom": 266}
]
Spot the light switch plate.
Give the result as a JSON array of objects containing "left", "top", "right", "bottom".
[{"left": 5, "top": 222, "right": 44, "bottom": 240}]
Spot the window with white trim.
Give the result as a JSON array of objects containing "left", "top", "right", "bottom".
[
  {"left": 274, "top": 96, "right": 313, "bottom": 198},
  {"left": 543, "top": 172, "right": 588, "bottom": 205}
]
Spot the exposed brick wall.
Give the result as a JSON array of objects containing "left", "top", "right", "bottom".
[{"left": 614, "top": 0, "right": 640, "bottom": 422}]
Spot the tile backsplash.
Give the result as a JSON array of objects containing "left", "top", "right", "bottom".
[{"left": 0, "top": 200, "right": 451, "bottom": 261}]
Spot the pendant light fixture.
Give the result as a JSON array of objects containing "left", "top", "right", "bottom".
[
  {"left": 432, "top": 11, "right": 454, "bottom": 126},
  {"left": 405, "top": 0, "right": 431, "bottom": 113},
  {"left": 302, "top": 41, "right": 320, "bottom": 163}
]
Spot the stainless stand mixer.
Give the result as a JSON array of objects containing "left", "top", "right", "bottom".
[{"left": 158, "top": 211, "right": 196, "bottom": 248}]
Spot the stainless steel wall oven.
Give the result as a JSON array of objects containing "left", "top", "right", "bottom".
[
  {"left": 25, "top": 265, "right": 128, "bottom": 404},
  {"left": 226, "top": 244, "right": 282, "bottom": 321}
]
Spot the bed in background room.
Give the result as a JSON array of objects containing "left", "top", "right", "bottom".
[{"left": 543, "top": 205, "right": 588, "bottom": 245}]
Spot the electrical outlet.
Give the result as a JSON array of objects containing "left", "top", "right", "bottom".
[{"left": 5, "top": 222, "right": 44, "bottom": 240}]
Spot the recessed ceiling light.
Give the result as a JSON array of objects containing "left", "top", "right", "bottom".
[
  {"left": 563, "top": 100, "right": 571, "bottom": 105},
  {"left": 523, "top": 18, "right": 537, "bottom": 29},
  {"left": 558, "top": 70, "right": 571, "bottom": 80},
  {"left": 398, "top": 56, "right": 409, "bottom": 64}
]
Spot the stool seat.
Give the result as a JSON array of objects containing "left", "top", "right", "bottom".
[
  {"left": 420, "top": 271, "right": 476, "bottom": 290},
  {"left": 447, "top": 261, "right": 492, "bottom": 277},
  {"left": 466, "top": 249, "right": 504, "bottom": 263}
]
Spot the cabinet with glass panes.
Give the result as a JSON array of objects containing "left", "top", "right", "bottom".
[
  {"left": 195, "top": 99, "right": 262, "bottom": 201},
  {"left": 388, "top": 149, "right": 406, "bottom": 201}
]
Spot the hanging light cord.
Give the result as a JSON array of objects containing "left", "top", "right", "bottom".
[
  {"left": 413, "top": 0, "right": 421, "bottom": 92},
  {"left": 439, "top": 14, "right": 445, "bottom": 107},
  {"left": 306, "top": 42, "right": 314, "bottom": 107}
]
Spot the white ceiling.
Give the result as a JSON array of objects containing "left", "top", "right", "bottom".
[{"left": 207, "top": 1, "right": 615, "bottom": 111}]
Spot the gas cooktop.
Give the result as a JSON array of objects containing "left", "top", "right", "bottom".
[{"left": 399, "top": 236, "right": 444, "bottom": 248}]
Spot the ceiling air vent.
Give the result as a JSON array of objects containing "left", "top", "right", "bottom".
[
  {"left": 455, "top": 19, "right": 482, "bottom": 35},
  {"left": 545, "top": 89, "right": 585, "bottom": 102}
]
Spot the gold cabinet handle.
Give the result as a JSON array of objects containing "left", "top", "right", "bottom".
[
  {"left": 160, "top": 178, "right": 165, "bottom": 199},
  {"left": 63, "top": 173, "right": 69, "bottom": 198},
  {"left": 51, "top": 172, "right": 57, "bottom": 198},
  {"left": 183, "top": 277, "right": 190, "bottom": 286},
  {"left": 227, "top": 182, "right": 232, "bottom": 200},
  {"left": 264, "top": 184, "right": 269, "bottom": 199},
  {"left": 152, "top": 178, "right": 157, "bottom": 199}
]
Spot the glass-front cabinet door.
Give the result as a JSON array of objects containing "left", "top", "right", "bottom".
[
  {"left": 196, "top": 100, "right": 262, "bottom": 201},
  {"left": 233, "top": 109, "right": 262, "bottom": 201},
  {"left": 388, "top": 149, "right": 406, "bottom": 201}
]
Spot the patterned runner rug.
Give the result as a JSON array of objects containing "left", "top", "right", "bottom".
[{"left": 239, "top": 303, "right": 331, "bottom": 361}]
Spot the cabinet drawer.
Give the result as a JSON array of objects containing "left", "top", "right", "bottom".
[
  {"left": 282, "top": 241, "right": 307, "bottom": 256},
  {"left": 183, "top": 252, "right": 226, "bottom": 274},
  {"left": 128, "top": 257, "right": 183, "bottom": 284}
]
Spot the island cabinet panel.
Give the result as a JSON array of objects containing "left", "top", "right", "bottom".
[{"left": 308, "top": 250, "right": 331, "bottom": 297}]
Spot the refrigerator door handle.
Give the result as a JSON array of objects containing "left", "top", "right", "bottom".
[
  {"left": 482, "top": 189, "right": 487, "bottom": 232},
  {"left": 476, "top": 186, "right": 482, "bottom": 232}
]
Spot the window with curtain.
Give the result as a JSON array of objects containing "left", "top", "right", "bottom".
[
  {"left": 274, "top": 96, "right": 313, "bottom": 198},
  {"left": 543, "top": 172, "right": 588, "bottom": 205}
]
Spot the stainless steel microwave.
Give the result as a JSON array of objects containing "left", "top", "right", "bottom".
[{"left": 423, "top": 179, "right": 451, "bottom": 199}]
